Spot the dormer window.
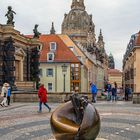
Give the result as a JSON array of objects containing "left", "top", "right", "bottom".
[
  {"left": 50, "top": 42, "right": 57, "bottom": 51},
  {"left": 47, "top": 53, "right": 54, "bottom": 61},
  {"left": 68, "top": 46, "right": 74, "bottom": 52}
]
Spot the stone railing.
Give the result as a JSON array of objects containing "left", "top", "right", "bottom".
[
  {"left": 11, "top": 91, "right": 92, "bottom": 103},
  {"left": 133, "top": 92, "right": 140, "bottom": 104}
]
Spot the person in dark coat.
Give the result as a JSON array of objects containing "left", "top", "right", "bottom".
[
  {"left": 125, "top": 85, "right": 130, "bottom": 101},
  {"left": 111, "top": 84, "right": 117, "bottom": 102},
  {"left": 38, "top": 84, "right": 51, "bottom": 113},
  {"left": 114, "top": 82, "right": 117, "bottom": 101}
]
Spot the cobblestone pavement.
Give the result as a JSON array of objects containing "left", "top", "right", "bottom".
[{"left": 0, "top": 101, "right": 140, "bottom": 140}]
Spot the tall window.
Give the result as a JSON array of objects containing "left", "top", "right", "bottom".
[
  {"left": 70, "top": 63, "right": 80, "bottom": 92},
  {"left": 48, "top": 83, "right": 53, "bottom": 91},
  {"left": 39, "top": 69, "right": 43, "bottom": 77},
  {"left": 47, "top": 53, "right": 54, "bottom": 61},
  {"left": 50, "top": 42, "right": 56, "bottom": 51},
  {"left": 47, "top": 68, "right": 53, "bottom": 77}
]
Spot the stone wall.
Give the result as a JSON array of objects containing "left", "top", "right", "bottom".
[
  {"left": 11, "top": 91, "right": 92, "bottom": 103},
  {"left": 133, "top": 93, "right": 140, "bottom": 104}
]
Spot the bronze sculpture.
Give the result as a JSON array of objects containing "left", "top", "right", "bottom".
[
  {"left": 5, "top": 6, "right": 16, "bottom": 25},
  {"left": 51, "top": 94, "right": 100, "bottom": 140},
  {"left": 33, "top": 24, "right": 41, "bottom": 38}
]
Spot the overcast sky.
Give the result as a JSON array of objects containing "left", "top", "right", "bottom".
[{"left": 0, "top": 0, "right": 140, "bottom": 70}]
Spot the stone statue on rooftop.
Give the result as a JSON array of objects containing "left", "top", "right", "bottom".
[
  {"left": 5, "top": 6, "right": 16, "bottom": 25},
  {"left": 33, "top": 24, "right": 41, "bottom": 38}
]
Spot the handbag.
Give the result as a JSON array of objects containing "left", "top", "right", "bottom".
[{"left": 4, "top": 92, "right": 6, "bottom": 97}]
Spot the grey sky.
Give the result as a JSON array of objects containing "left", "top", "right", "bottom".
[{"left": 0, "top": 0, "right": 140, "bottom": 70}]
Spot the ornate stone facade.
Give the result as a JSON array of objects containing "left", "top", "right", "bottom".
[
  {"left": 62, "top": 0, "right": 107, "bottom": 63},
  {"left": 123, "top": 31, "right": 140, "bottom": 93},
  {"left": 0, "top": 24, "right": 41, "bottom": 89},
  {"left": 62, "top": 0, "right": 96, "bottom": 47},
  {"left": 62, "top": 0, "right": 108, "bottom": 85}
]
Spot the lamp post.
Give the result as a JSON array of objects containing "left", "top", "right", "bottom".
[{"left": 61, "top": 64, "right": 68, "bottom": 92}]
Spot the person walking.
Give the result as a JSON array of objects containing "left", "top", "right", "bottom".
[
  {"left": 7, "top": 83, "right": 11, "bottom": 106},
  {"left": 106, "top": 81, "right": 112, "bottom": 101},
  {"left": 90, "top": 82, "right": 98, "bottom": 103},
  {"left": 0, "top": 83, "right": 8, "bottom": 107},
  {"left": 125, "top": 85, "right": 130, "bottom": 101},
  {"left": 114, "top": 82, "right": 118, "bottom": 101},
  {"left": 111, "top": 84, "right": 117, "bottom": 102},
  {"left": 38, "top": 84, "right": 51, "bottom": 113}
]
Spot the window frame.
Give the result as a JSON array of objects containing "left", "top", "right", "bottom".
[
  {"left": 50, "top": 42, "right": 57, "bottom": 51},
  {"left": 48, "top": 83, "right": 53, "bottom": 91},
  {"left": 47, "top": 53, "right": 54, "bottom": 61},
  {"left": 46, "top": 68, "right": 53, "bottom": 77}
]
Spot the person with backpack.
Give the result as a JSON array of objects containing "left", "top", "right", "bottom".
[{"left": 90, "top": 82, "right": 98, "bottom": 103}]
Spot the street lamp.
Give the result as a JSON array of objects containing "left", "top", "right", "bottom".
[{"left": 61, "top": 64, "right": 68, "bottom": 92}]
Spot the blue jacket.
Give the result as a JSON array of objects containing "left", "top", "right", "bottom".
[
  {"left": 106, "top": 84, "right": 112, "bottom": 92},
  {"left": 7, "top": 87, "right": 11, "bottom": 97},
  {"left": 91, "top": 84, "right": 97, "bottom": 94}
]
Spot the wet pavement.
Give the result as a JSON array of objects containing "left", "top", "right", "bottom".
[{"left": 0, "top": 101, "right": 140, "bottom": 140}]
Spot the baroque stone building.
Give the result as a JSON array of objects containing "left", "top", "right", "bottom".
[
  {"left": 108, "top": 69, "right": 122, "bottom": 88},
  {"left": 62, "top": 0, "right": 96, "bottom": 47},
  {"left": 0, "top": 24, "right": 41, "bottom": 89},
  {"left": 123, "top": 31, "right": 140, "bottom": 92},
  {"left": 123, "top": 31, "right": 140, "bottom": 103},
  {"left": 61, "top": 0, "right": 108, "bottom": 88}
]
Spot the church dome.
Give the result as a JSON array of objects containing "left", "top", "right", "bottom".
[{"left": 62, "top": 0, "right": 95, "bottom": 37}]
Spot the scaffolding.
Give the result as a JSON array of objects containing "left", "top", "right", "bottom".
[{"left": 0, "top": 37, "right": 15, "bottom": 87}]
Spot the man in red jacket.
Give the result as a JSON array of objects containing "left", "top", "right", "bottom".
[{"left": 38, "top": 84, "right": 51, "bottom": 113}]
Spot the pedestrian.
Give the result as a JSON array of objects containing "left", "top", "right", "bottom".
[
  {"left": 0, "top": 83, "right": 8, "bottom": 107},
  {"left": 111, "top": 84, "right": 117, "bottom": 102},
  {"left": 90, "top": 82, "right": 97, "bottom": 103},
  {"left": 7, "top": 83, "right": 11, "bottom": 106},
  {"left": 125, "top": 85, "right": 129, "bottom": 101},
  {"left": 106, "top": 81, "right": 112, "bottom": 101},
  {"left": 114, "top": 82, "right": 118, "bottom": 101},
  {"left": 38, "top": 84, "right": 51, "bottom": 113}
]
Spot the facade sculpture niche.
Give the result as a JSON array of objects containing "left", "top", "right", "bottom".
[{"left": 51, "top": 94, "right": 100, "bottom": 140}]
